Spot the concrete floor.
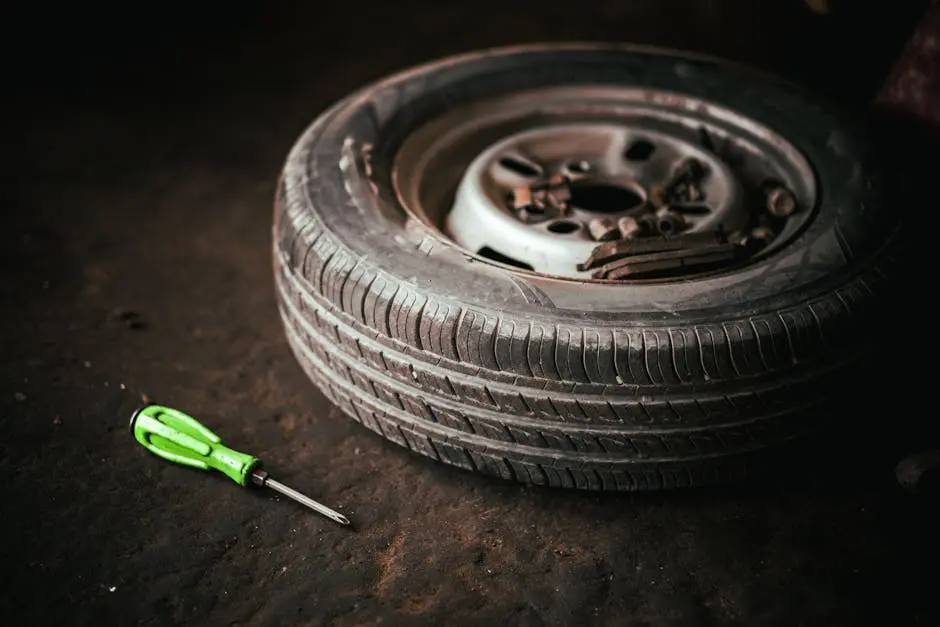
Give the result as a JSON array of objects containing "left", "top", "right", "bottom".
[{"left": 3, "top": 2, "right": 938, "bottom": 625}]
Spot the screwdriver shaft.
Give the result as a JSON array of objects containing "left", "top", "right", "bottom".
[{"left": 252, "top": 470, "right": 350, "bottom": 526}]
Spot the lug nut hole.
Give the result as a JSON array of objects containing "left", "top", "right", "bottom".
[{"left": 547, "top": 220, "right": 581, "bottom": 234}]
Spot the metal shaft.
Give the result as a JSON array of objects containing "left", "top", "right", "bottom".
[{"left": 252, "top": 470, "right": 350, "bottom": 526}]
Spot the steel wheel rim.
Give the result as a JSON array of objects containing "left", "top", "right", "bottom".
[{"left": 393, "top": 85, "right": 818, "bottom": 282}]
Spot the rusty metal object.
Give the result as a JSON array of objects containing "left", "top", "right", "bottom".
[
  {"left": 746, "top": 226, "right": 775, "bottom": 250},
  {"left": 578, "top": 230, "right": 730, "bottom": 272},
  {"left": 874, "top": 2, "right": 940, "bottom": 131},
  {"left": 509, "top": 185, "right": 533, "bottom": 211},
  {"left": 648, "top": 185, "right": 667, "bottom": 209},
  {"left": 510, "top": 174, "right": 572, "bottom": 222},
  {"left": 616, "top": 216, "right": 642, "bottom": 238},
  {"left": 655, "top": 210, "right": 687, "bottom": 235},
  {"left": 663, "top": 158, "right": 709, "bottom": 204},
  {"left": 593, "top": 242, "right": 742, "bottom": 280},
  {"left": 766, "top": 186, "right": 798, "bottom": 217},
  {"left": 587, "top": 217, "right": 620, "bottom": 241}
]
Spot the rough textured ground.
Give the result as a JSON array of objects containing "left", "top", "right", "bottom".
[{"left": 2, "top": 2, "right": 938, "bottom": 625}]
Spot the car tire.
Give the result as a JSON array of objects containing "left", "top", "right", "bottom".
[{"left": 274, "top": 44, "right": 899, "bottom": 491}]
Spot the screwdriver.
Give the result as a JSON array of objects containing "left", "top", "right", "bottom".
[{"left": 130, "top": 404, "right": 351, "bottom": 527}]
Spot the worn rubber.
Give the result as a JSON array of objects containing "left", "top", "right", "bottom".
[{"left": 273, "top": 44, "right": 899, "bottom": 490}]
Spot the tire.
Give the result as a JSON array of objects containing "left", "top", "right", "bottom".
[{"left": 273, "top": 44, "right": 899, "bottom": 491}]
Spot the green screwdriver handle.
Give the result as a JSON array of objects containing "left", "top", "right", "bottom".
[{"left": 131, "top": 404, "right": 260, "bottom": 486}]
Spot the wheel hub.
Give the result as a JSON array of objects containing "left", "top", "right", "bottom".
[
  {"left": 446, "top": 123, "right": 748, "bottom": 276},
  {"left": 393, "top": 86, "right": 817, "bottom": 281}
]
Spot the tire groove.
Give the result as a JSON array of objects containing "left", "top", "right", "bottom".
[
  {"left": 359, "top": 272, "right": 379, "bottom": 324},
  {"left": 279, "top": 260, "right": 856, "bottom": 391},
  {"left": 382, "top": 284, "right": 402, "bottom": 337},
  {"left": 277, "top": 282, "right": 857, "bottom": 416},
  {"left": 722, "top": 324, "right": 742, "bottom": 377},
  {"left": 317, "top": 249, "right": 338, "bottom": 295},
  {"left": 641, "top": 331, "right": 656, "bottom": 385},
  {"left": 777, "top": 312, "right": 796, "bottom": 363},
  {"left": 807, "top": 303, "right": 827, "bottom": 348},
  {"left": 667, "top": 329, "right": 683, "bottom": 383},
  {"left": 749, "top": 319, "right": 771, "bottom": 372}
]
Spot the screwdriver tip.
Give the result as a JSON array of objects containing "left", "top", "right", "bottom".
[{"left": 257, "top": 473, "right": 354, "bottom": 528}]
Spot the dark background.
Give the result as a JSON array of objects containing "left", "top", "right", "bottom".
[{"left": 2, "top": 2, "right": 938, "bottom": 625}]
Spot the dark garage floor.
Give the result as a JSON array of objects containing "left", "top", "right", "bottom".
[{"left": 2, "top": 2, "right": 939, "bottom": 625}]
